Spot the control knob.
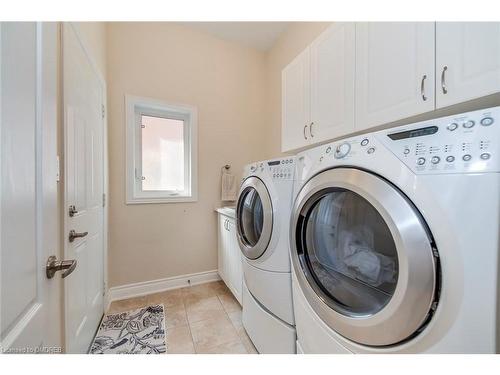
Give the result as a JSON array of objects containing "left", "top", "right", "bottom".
[{"left": 334, "top": 142, "right": 351, "bottom": 159}]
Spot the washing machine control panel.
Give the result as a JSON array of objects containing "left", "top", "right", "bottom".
[
  {"left": 267, "top": 157, "right": 295, "bottom": 180},
  {"left": 376, "top": 106, "right": 500, "bottom": 174}
]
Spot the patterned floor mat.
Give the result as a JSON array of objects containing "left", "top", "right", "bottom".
[{"left": 90, "top": 304, "right": 166, "bottom": 354}]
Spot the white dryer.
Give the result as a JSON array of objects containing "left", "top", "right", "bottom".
[
  {"left": 236, "top": 157, "right": 296, "bottom": 354},
  {"left": 290, "top": 106, "right": 500, "bottom": 353}
]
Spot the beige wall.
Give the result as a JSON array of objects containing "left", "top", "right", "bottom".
[
  {"left": 263, "top": 22, "right": 332, "bottom": 158},
  {"left": 106, "top": 22, "right": 267, "bottom": 287}
]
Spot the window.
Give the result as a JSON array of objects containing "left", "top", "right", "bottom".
[{"left": 126, "top": 95, "right": 198, "bottom": 204}]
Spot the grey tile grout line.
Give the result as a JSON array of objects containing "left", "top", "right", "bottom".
[
  {"left": 216, "top": 293, "right": 249, "bottom": 354},
  {"left": 183, "top": 299, "right": 198, "bottom": 354}
]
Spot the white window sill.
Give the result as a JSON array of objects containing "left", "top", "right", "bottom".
[{"left": 126, "top": 196, "right": 198, "bottom": 205}]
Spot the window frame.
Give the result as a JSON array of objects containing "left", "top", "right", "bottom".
[{"left": 125, "top": 95, "right": 198, "bottom": 204}]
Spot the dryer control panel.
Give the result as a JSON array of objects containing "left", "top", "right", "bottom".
[
  {"left": 247, "top": 157, "right": 296, "bottom": 181},
  {"left": 375, "top": 106, "right": 500, "bottom": 174}
]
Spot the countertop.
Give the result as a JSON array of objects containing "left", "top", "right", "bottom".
[{"left": 215, "top": 206, "right": 236, "bottom": 218}]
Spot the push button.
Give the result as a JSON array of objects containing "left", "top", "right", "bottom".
[
  {"left": 463, "top": 120, "right": 475, "bottom": 129},
  {"left": 481, "top": 117, "right": 494, "bottom": 126},
  {"left": 431, "top": 156, "right": 441, "bottom": 164}
]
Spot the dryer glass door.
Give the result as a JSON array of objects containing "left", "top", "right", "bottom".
[
  {"left": 291, "top": 167, "right": 438, "bottom": 347},
  {"left": 303, "top": 189, "right": 398, "bottom": 316},
  {"left": 239, "top": 188, "right": 264, "bottom": 247},
  {"left": 236, "top": 177, "right": 273, "bottom": 260}
]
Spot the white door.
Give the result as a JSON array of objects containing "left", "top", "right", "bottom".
[
  {"left": 218, "top": 215, "right": 229, "bottom": 284},
  {"left": 1, "top": 23, "right": 60, "bottom": 352},
  {"left": 63, "top": 23, "right": 105, "bottom": 353},
  {"left": 218, "top": 215, "right": 225, "bottom": 281},
  {"left": 310, "top": 23, "right": 355, "bottom": 143},
  {"left": 227, "top": 218, "right": 242, "bottom": 304},
  {"left": 355, "top": 22, "right": 435, "bottom": 131},
  {"left": 436, "top": 22, "right": 500, "bottom": 108},
  {"left": 282, "top": 48, "right": 311, "bottom": 152}
]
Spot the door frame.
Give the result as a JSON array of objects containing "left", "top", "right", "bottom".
[{"left": 60, "top": 22, "right": 108, "bottom": 351}]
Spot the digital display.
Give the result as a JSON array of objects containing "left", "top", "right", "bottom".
[
  {"left": 388, "top": 126, "right": 438, "bottom": 140},
  {"left": 267, "top": 160, "right": 281, "bottom": 166}
]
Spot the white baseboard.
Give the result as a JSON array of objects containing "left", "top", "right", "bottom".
[{"left": 105, "top": 270, "right": 220, "bottom": 311}]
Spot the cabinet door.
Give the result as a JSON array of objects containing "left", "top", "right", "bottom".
[
  {"left": 356, "top": 22, "right": 435, "bottom": 131},
  {"left": 227, "top": 219, "right": 242, "bottom": 304},
  {"left": 282, "top": 48, "right": 311, "bottom": 152},
  {"left": 436, "top": 22, "right": 500, "bottom": 108},
  {"left": 217, "top": 215, "right": 228, "bottom": 284},
  {"left": 310, "top": 23, "right": 355, "bottom": 142}
]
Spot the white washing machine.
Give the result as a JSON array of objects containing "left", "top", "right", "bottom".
[
  {"left": 290, "top": 106, "right": 500, "bottom": 353},
  {"left": 236, "top": 156, "right": 297, "bottom": 354}
]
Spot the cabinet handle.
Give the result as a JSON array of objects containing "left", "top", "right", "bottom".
[
  {"left": 224, "top": 219, "right": 228, "bottom": 231},
  {"left": 421, "top": 74, "right": 427, "bottom": 101},
  {"left": 310, "top": 122, "right": 314, "bottom": 137},
  {"left": 441, "top": 66, "right": 448, "bottom": 94},
  {"left": 303, "top": 124, "right": 308, "bottom": 140}
]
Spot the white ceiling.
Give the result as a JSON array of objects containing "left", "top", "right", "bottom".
[{"left": 181, "top": 22, "right": 290, "bottom": 51}]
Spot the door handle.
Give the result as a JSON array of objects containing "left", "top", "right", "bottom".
[
  {"left": 303, "top": 124, "right": 308, "bottom": 140},
  {"left": 421, "top": 74, "right": 427, "bottom": 101},
  {"left": 69, "top": 229, "right": 88, "bottom": 243},
  {"left": 441, "top": 66, "right": 448, "bottom": 94},
  {"left": 46, "top": 255, "right": 77, "bottom": 279},
  {"left": 68, "top": 205, "right": 78, "bottom": 217},
  {"left": 309, "top": 122, "right": 314, "bottom": 138}
]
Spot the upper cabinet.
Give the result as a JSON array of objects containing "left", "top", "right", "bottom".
[
  {"left": 282, "top": 23, "right": 355, "bottom": 152},
  {"left": 310, "top": 23, "right": 355, "bottom": 144},
  {"left": 436, "top": 22, "right": 500, "bottom": 108},
  {"left": 355, "top": 22, "right": 435, "bottom": 131},
  {"left": 282, "top": 48, "right": 310, "bottom": 152},
  {"left": 281, "top": 22, "right": 500, "bottom": 152}
]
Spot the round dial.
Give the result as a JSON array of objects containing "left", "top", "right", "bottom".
[{"left": 334, "top": 142, "right": 351, "bottom": 159}]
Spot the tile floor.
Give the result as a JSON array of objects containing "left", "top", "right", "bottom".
[{"left": 107, "top": 281, "right": 258, "bottom": 354}]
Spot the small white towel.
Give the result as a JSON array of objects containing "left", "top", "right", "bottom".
[{"left": 221, "top": 169, "right": 237, "bottom": 202}]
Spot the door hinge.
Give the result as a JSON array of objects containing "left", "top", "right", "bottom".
[
  {"left": 102, "top": 193, "right": 106, "bottom": 207},
  {"left": 102, "top": 104, "right": 105, "bottom": 119}
]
